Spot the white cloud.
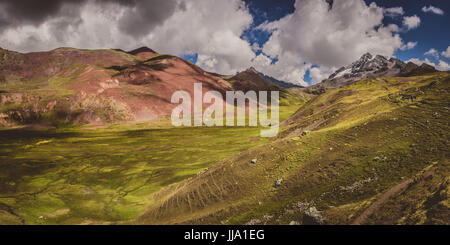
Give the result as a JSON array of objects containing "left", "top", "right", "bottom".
[
  {"left": 437, "top": 60, "right": 450, "bottom": 70},
  {"left": 308, "top": 66, "right": 335, "bottom": 84},
  {"left": 251, "top": 52, "right": 310, "bottom": 86},
  {"left": 252, "top": 0, "right": 404, "bottom": 85},
  {"left": 424, "top": 48, "right": 439, "bottom": 58},
  {"left": 384, "top": 7, "right": 404, "bottom": 17},
  {"left": 407, "top": 58, "right": 431, "bottom": 66},
  {"left": 402, "top": 15, "right": 421, "bottom": 30},
  {"left": 400, "top": 41, "right": 417, "bottom": 51},
  {"left": 442, "top": 46, "right": 450, "bottom": 58},
  {"left": 251, "top": 42, "right": 261, "bottom": 53},
  {"left": 0, "top": 0, "right": 255, "bottom": 75},
  {"left": 407, "top": 58, "right": 436, "bottom": 68},
  {"left": 386, "top": 24, "right": 400, "bottom": 32},
  {"left": 0, "top": 0, "right": 425, "bottom": 86},
  {"left": 144, "top": 0, "right": 255, "bottom": 74},
  {"left": 0, "top": 2, "right": 134, "bottom": 52},
  {"left": 422, "top": 5, "right": 444, "bottom": 15}
]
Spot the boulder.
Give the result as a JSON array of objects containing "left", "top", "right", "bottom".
[
  {"left": 302, "top": 206, "right": 323, "bottom": 225},
  {"left": 274, "top": 178, "right": 283, "bottom": 187}
]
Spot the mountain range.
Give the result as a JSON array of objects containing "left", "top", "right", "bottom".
[
  {"left": 2, "top": 46, "right": 438, "bottom": 128},
  {"left": 0, "top": 46, "right": 448, "bottom": 225},
  {"left": 0, "top": 47, "right": 231, "bottom": 127},
  {"left": 0, "top": 46, "right": 313, "bottom": 128}
]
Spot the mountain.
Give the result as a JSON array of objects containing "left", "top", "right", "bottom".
[
  {"left": 225, "top": 67, "right": 304, "bottom": 92},
  {"left": 127, "top": 47, "right": 158, "bottom": 60},
  {"left": 0, "top": 47, "right": 307, "bottom": 128},
  {"left": 136, "top": 71, "right": 450, "bottom": 225},
  {"left": 306, "top": 53, "right": 437, "bottom": 94},
  {"left": 399, "top": 62, "right": 437, "bottom": 77},
  {"left": 0, "top": 46, "right": 448, "bottom": 225},
  {"left": 226, "top": 67, "right": 284, "bottom": 93},
  {"left": 0, "top": 47, "right": 232, "bottom": 127},
  {"left": 250, "top": 67, "right": 305, "bottom": 89}
]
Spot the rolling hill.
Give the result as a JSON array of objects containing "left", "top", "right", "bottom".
[{"left": 0, "top": 47, "right": 234, "bottom": 127}]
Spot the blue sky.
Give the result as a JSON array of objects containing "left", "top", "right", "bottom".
[{"left": 373, "top": 0, "right": 450, "bottom": 61}]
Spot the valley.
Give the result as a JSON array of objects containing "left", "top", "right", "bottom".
[
  {"left": 0, "top": 46, "right": 448, "bottom": 225},
  {"left": 0, "top": 91, "right": 306, "bottom": 224},
  {"left": 0, "top": 125, "right": 271, "bottom": 224}
]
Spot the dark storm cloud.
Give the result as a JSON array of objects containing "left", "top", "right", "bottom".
[
  {"left": 0, "top": 0, "right": 65, "bottom": 23},
  {"left": 0, "top": 0, "right": 180, "bottom": 37},
  {"left": 0, "top": 0, "right": 76, "bottom": 35},
  {"left": 117, "top": 0, "right": 179, "bottom": 37}
]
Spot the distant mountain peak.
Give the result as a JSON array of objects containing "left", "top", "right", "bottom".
[
  {"left": 247, "top": 66, "right": 258, "bottom": 73},
  {"left": 128, "top": 47, "right": 156, "bottom": 54},
  {"left": 310, "top": 52, "right": 437, "bottom": 93},
  {"left": 127, "top": 47, "right": 157, "bottom": 59},
  {"left": 328, "top": 53, "right": 395, "bottom": 80},
  {"left": 361, "top": 52, "right": 372, "bottom": 59},
  {"left": 243, "top": 67, "right": 304, "bottom": 88}
]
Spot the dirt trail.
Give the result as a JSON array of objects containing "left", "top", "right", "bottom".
[{"left": 351, "top": 165, "right": 437, "bottom": 225}]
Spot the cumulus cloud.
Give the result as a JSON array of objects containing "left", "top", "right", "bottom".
[
  {"left": 308, "top": 66, "right": 335, "bottom": 84},
  {"left": 400, "top": 41, "right": 417, "bottom": 51},
  {"left": 422, "top": 5, "right": 444, "bottom": 15},
  {"left": 437, "top": 60, "right": 450, "bottom": 70},
  {"left": 144, "top": 0, "right": 254, "bottom": 74},
  {"left": 251, "top": 51, "right": 311, "bottom": 86},
  {"left": 384, "top": 7, "right": 404, "bottom": 17},
  {"left": 251, "top": 42, "right": 262, "bottom": 53},
  {"left": 402, "top": 15, "right": 421, "bottom": 30},
  {"left": 0, "top": 0, "right": 255, "bottom": 75},
  {"left": 407, "top": 58, "right": 431, "bottom": 66},
  {"left": 0, "top": 0, "right": 78, "bottom": 29},
  {"left": 1, "top": 1, "right": 132, "bottom": 52},
  {"left": 252, "top": 0, "right": 404, "bottom": 85},
  {"left": 0, "top": 0, "right": 420, "bottom": 85},
  {"left": 116, "top": 0, "right": 180, "bottom": 38},
  {"left": 442, "top": 46, "right": 450, "bottom": 58},
  {"left": 424, "top": 48, "right": 439, "bottom": 58},
  {"left": 0, "top": 0, "right": 154, "bottom": 32}
]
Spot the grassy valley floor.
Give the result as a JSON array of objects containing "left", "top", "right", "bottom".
[
  {"left": 0, "top": 124, "right": 277, "bottom": 224},
  {"left": 0, "top": 94, "right": 306, "bottom": 225}
]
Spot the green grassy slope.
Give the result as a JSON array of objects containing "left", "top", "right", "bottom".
[
  {"left": 135, "top": 72, "right": 449, "bottom": 224},
  {"left": 0, "top": 93, "right": 307, "bottom": 224},
  {"left": 362, "top": 161, "right": 449, "bottom": 225}
]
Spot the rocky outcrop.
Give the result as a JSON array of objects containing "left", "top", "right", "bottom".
[{"left": 302, "top": 206, "right": 324, "bottom": 225}]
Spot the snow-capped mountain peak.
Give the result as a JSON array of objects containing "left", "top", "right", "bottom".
[
  {"left": 307, "top": 52, "right": 437, "bottom": 94},
  {"left": 328, "top": 53, "right": 391, "bottom": 79}
]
